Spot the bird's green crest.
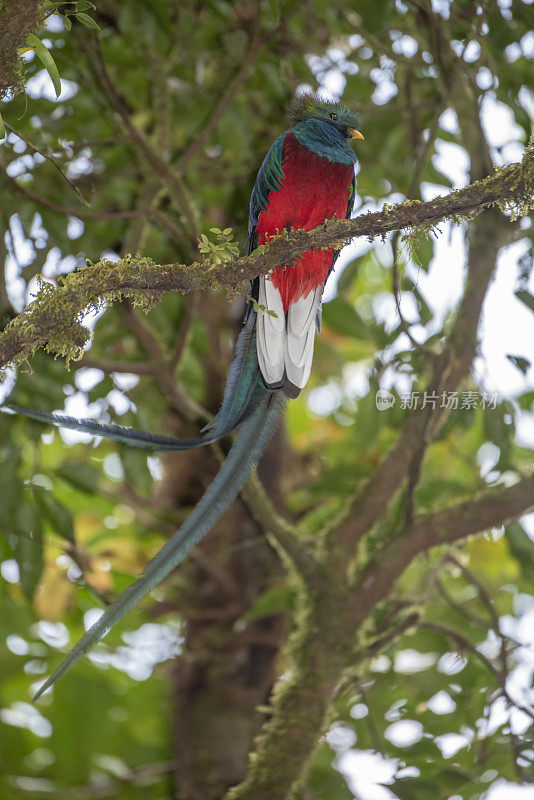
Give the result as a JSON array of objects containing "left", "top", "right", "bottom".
[{"left": 287, "top": 92, "right": 360, "bottom": 132}]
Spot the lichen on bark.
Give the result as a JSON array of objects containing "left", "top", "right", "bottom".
[
  {"left": 0, "top": 0, "right": 42, "bottom": 102},
  {"left": 0, "top": 145, "right": 532, "bottom": 375}
]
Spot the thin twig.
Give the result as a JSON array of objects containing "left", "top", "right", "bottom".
[
  {"left": 4, "top": 121, "right": 91, "bottom": 206},
  {"left": 80, "top": 34, "right": 199, "bottom": 247},
  {"left": 168, "top": 295, "right": 198, "bottom": 373},
  {"left": 241, "top": 473, "right": 319, "bottom": 589},
  {"left": 120, "top": 301, "right": 207, "bottom": 422},
  {"left": 1, "top": 155, "right": 191, "bottom": 252},
  {"left": 77, "top": 356, "right": 154, "bottom": 376}
]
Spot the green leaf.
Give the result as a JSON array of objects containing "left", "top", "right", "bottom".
[
  {"left": 0, "top": 111, "right": 5, "bottom": 140},
  {"left": 35, "top": 488, "right": 75, "bottom": 543},
  {"left": 337, "top": 256, "right": 362, "bottom": 294},
  {"left": 56, "top": 462, "right": 102, "bottom": 494},
  {"left": 63, "top": 15, "right": 72, "bottom": 31},
  {"left": 515, "top": 290, "right": 534, "bottom": 314},
  {"left": 506, "top": 522, "right": 534, "bottom": 583},
  {"left": 121, "top": 448, "right": 152, "bottom": 492},
  {"left": 307, "top": 745, "right": 353, "bottom": 799},
  {"left": 411, "top": 234, "right": 434, "bottom": 273},
  {"left": 27, "top": 34, "right": 62, "bottom": 99},
  {"left": 87, "top": 374, "right": 114, "bottom": 402},
  {"left": 506, "top": 354, "right": 531, "bottom": 375},
  {"left": 16, "top": 502, "right": 44, "bottom": 600},
  {"left": 325, "top": 297, "right": 372, "bottom": 340},
  {"left": 74, "top": 12, "right": 101, "bottom": 31},
  {"left": 242, "top": 585, "right": 296, "bottom": 622}
]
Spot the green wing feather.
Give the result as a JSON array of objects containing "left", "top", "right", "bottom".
[{"left": 247, "top": 131, "right": 286, "bottom": 254}]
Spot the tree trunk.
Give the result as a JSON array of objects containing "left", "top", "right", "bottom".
[{"left": 158, "top": 297, "right": 288, "bottom": 800}]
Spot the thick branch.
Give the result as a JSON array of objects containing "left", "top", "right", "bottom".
[
  {"left": 228, "top": 472, "right": 534, "bottom": 800},
  {"left": 346, "top": 473, "right": 534, "bottom": 629},
  {"left": 227, "top": 187, "right": 531, "bottom": 799},
  {"left": 1, "top": 149, "right": 531, "bottom": 372},
  {"left": 331, "top": 201, "right": 511, "bottom": 557}
]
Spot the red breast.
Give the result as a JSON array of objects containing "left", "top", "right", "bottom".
[{"left": 256, "top": 131, "right": 354, "bottom": 312}]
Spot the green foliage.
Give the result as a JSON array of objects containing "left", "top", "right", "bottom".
[
  {"left": 0, "top": 1, "right": 533, "bottom": 798},
  {"left": 25, "top": 34, "right": 61, "bottom": 99},
  {"left": 198, "top": 227, "right": 240, "bottom": 263}
]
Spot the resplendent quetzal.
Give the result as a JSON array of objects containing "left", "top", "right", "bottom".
[{"left": 10, "top": 94, "right": 363, "bottom": 698}]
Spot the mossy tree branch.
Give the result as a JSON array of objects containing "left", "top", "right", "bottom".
[
  {"left": 227, "top": 473, "right": 534, "bottom": 800},
  {"left": 0, "top": 0, "right": 42, "bottom": 102},
  {"left": 0, "top": 144, "right": 532, "bottom": 372}
]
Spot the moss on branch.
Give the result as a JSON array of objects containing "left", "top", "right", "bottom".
[
  {"left": 0, "top": 0, "right": 42, "bottom": 102},
  {"left": 0, "top": 144, "right": 532, "bottom": 372}
]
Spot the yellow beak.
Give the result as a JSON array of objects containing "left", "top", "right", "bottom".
[{"left": 348, "top": 128, "right": 364, "bottom": 140}]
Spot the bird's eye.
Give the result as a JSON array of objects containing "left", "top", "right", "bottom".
[{"left": 329, "top": 112, "right": 339, "bottom": 121}]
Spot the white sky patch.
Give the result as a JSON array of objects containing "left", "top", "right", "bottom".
[
  {"left": 67, "top": 217, "right": 85, "bottom": 240},
  {"left": 338, "top": 749, "right": 398, "bottom": 800},
  {"left": 520, "top": 31, "right": 534, "bottom": 60},
  {"left": 111, "top": 372, "right": 140, "bottom": 392},
  {"left": 384, "top": 720, "right": 424, "bottom": 747},
  {"left": 84, "top": 608, "right": 105, "bottom": 631},
  {"left": 432, "top": 140, "right": 470, "bottom": 188},
  {"left": 107, "top": 388, "right": 135, "bottom": 416},
  {"left": 463, "top": 40, "right": 481, "bottom": 63},
  {"left": 87, "top": 622, "right": 183, "bottom": 681},
  {"left": 439, "top": 107, "right": 459, "bottom": 134},
  {"left": 25, "top": 70, "right": 78, "bottom": 103},
  {"left": 6, "top": 634, "right": 30, "bottom": 656},
  {"left": 59, "top": 392, "right": 104, "bottom": 445},
  {"left": 406, "top": 222, "right": 466, "bottom": 330},
  {"left": 35, "top": 621, "right": 69, "bottom": 649},
  {"left": 481, "top": 92, "right": 526, "bottom": 165},
  {"left": 394, "top": 649, "right": 438, "bottom": 673},
  {"left": 477, "top": 441, "right": 501, "bottom": 479},
  {"left": 103, "top": 452, "right": 124, "bottom": 481},
  {"left": 6, "top": 153, "right": 42, "bottom": 178},
  {"left": 479, "top": 239, "right": 534, "bottom": 397},
  {"left": 307, "top": 382, "right": 343, "bottom": 417},
  {"left": 477, "top": 67, "right": 494, "bottom": 91},
  {"left": 75, "top": 368, "right": 105, "bottom": 392},
  {"left": 0, "top": 559, "right": 20, "bottom": 584},
  {"left": 427, "top": 690, "right": 457, "bottom": 714},
  {"left": 327, "top": 722, "right": 357, "bottom": 750},
  {"left": 370, "top": 67, "right": 398, "bottom": 106},
  {"left": 485, "top": 781, "right": 534, "bottom": 800},
  {"left": 0, "top": 702, "right": 52, "bottom": 738},
  {"left": 434, "top": 731, "right": 471, "bottom": 758},
  {"left": 437, "top": 652, "right": 468, "bottom": 675},
  {"left": 67, "top": 148, "right": 94, "bottom": 180},
  {"left": 0, "top": 367, "right": 16, "bottom": 404},
  {"left": 147, "top": 455, "right": 164, "bottom": 481},
  {"left": 350, "top": 702, "right": 369, "bottom": 719},
  {"left": 431, "top": 0, "right": 452, "bottom": 19},
  {"left": 391, "top": 33, "right": 418, "bottom": 58}
]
